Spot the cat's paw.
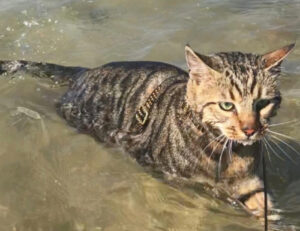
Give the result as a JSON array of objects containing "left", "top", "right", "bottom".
[
  {"left": 243, "top": 192, "right": 298, "bottom": 231},
  {"left": 244, "top": 191, "right": 278, "bottom": 219}
]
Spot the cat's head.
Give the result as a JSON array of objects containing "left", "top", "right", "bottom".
[{"left": 185, "top": 44, "right": 294, "bottom": 145}]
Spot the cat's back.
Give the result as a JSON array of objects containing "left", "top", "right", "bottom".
[
  {"left": 58, "top": 61, "right": 188, "bottom": 142},
  {"left": 69, "top": 61, "right": 187, "bottom": 92},
  {"left": 100, "top": 61, "right": 187, "bottom": 81}
]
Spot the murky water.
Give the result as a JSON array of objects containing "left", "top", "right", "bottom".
[{"left": 0, "top": 0, "right": 300, "bottom": 230}]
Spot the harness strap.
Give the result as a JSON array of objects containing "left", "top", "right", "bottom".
[
  {"left": 135, "top": 85, "right": 162, "bottom": 126},
  {"left": 133, "top": 75, "right": 204, "bottom": 133}
]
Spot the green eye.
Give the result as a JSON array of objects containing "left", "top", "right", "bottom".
[
  {"left": 219, "top": 102, "right": 235, "bottom": 111},
  {"left": 256, "top": 99, "right": 271, "bottom": 111}
]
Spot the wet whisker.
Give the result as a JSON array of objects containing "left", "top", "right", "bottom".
[
  {"left": 228, "top": 140, "right": 233, "bottom": 162},
  {"left": 262, "top": 139, "right": 273, "bottom": 166},
  {"left": 269, "top": 119, "right": 299, "bottom": 127},
  {"left": 202, "top": 134, "right": 224, "bottom": 152},
  {"left": 267, "top": 129, "right": 298, "bottom": 142},
  {"left": 217, "top": 138, "right": 229, "bottom": 181},
  {"left": 263, "top": 137, "right": 285, "bottom": 161},
  {"left": 205, "top": 136, "right": 226, "bottom": 171},
  {"left": 269, "top": 134, "right": 300, "bottom": 157},
  {"left": 267, "top": 136, "right": 296, "bottom": 163}
]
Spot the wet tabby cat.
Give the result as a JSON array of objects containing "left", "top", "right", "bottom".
[{"left": 0, "top": 44, "right": 295, "bottom": 230}]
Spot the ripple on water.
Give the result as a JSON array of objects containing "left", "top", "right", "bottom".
[{"left": 0, "top": 0, "right": 299, "bottom": 230}]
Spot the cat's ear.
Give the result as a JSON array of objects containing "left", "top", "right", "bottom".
[
  {"left": 185, "top": 45, "right": 220, "bottom": 83},
  {"left": 262, "top": 43, "right": 295, "bottom": 70}
]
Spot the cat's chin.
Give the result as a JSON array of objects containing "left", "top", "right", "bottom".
[{"left": 236, "top": 139, "right": 257, "bottom": 146}]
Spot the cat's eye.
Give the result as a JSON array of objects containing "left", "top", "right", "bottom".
[
  {"left": 219, "top": 102, "right": 235, "bottom": 111},
  {"left": 256, "top": 99, "right": 271, "bottom": 111}
]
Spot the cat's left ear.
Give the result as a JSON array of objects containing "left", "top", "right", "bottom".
[{"left": 262, "top": 43, "right": 295, "bottom": 70}]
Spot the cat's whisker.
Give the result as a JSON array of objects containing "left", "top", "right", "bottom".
[
  {"left": 202, "top": 134, "right": 224, "bottom": 152},
  {"left": 205, "top": 136, "right": 226, "bottom": 171},
  {"left": 263, "top": 137, "right": 285, "bottom": 161},
  {"left": 267, "top": 136, "right": 296, "bottom": 164},
  {"left": 267, "top": 129, "right": 298, "bottom": 142},
  {"left": 261, "top": 139, "right": 272, "bottom": 165},
  {"left": 268, "top": 134, "right": 300, "bottom": 157},
  {"left": 269, "top": 119, "right": 299, "bottom": 127},
  {"left": 193, "top": 134, "right": 224, "bottom": 173},
  {"left": 228, "top": 140, "right": 233, "bottom": 162},
  {"left": 217, "top": 138, "right": 229, "bottom": 181}
]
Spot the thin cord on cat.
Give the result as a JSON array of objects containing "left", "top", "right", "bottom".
[{"left": 262, "top": 152, "right": 268, "bottom": 231}]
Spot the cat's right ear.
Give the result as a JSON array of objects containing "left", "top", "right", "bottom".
[{"left": 185, "top": 45, "right": 219, "bottom": 83}]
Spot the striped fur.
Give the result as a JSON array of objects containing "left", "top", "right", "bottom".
[{"left": 0, "top": 44, "right": 294, "bottom": 228}]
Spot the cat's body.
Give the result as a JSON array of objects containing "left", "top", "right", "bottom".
[
  {"left": 57, "top": 61, "right": 257, "bottom": 182},
  {"left": 0, "top": 44, "right": 295, "bottom": 230}
]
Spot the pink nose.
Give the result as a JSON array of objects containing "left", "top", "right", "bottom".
[{"left": 243, "top": 128, "right": 255, "bottom": 137}]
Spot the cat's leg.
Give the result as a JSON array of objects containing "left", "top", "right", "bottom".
[
  {"left": 231, "top": 177, "right": 296, "bottom": 230},
  {"left": 233, "top": 176, "right": 280, "bottom": 219},
  {"left": 231, "top": 176, "right": 277, "bottom": 219},
  {"left": 244, "top": 192, "right": 296, "bottom": 231},
  {"left": 244, "top": 191, "right": 273, "bottom": 218}
]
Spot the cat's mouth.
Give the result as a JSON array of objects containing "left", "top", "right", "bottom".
[
  {"left": 234, "top": 133, "right": 264, "bottom": 146},
  {"left": 237, "top": 139, "right": 257, "bottom": 146},
  {"left": 216, "top": 124, "right": 268, "bottom": 146},
  {"left": 225, "top": 126, "right": 268, "bottom": 146}
]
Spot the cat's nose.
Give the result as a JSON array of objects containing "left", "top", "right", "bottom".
[{"left": 242, "top": 127, "right": 256, "bottom": 137}]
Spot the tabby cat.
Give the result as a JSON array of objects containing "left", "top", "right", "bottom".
[{"left": 0, "top": 44, "right": 295, "bottom": 230}]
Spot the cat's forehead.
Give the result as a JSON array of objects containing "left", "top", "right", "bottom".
[
  {"left": 213, "top": 52, "right": 279, "bottom": 99},
  {"left": 214, "top": 52, "right": 262, "bottom": 74}
]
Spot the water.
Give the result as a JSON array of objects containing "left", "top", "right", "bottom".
[{"left": 0, "top": 0, "right": 299, "bottom": 230}]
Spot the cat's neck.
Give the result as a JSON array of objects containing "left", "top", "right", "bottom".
[{"left": 177, "top": 86, "right": 217, "bottom": 140}]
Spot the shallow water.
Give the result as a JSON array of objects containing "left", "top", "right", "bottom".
[{"left": 0, "top": 0, "right": 300, "bottom": 230}]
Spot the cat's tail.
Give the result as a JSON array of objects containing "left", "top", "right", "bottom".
[{"left": 0, "top": 60, "right": 89, "bottom": 85}]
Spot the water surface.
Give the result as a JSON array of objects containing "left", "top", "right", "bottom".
[{"left": 0, "top": 0, "right": 300, "bottom": 230}]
